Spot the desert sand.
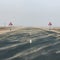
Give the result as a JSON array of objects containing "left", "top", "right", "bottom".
[{"left": 0, "top": 26, "right": 23, "bottom": 34}]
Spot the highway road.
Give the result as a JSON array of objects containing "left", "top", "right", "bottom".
[{"left": 0, "top": 28, "right": 60, "bottom": 60}]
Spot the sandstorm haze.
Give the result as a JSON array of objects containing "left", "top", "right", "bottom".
[{"left": 0, "top": 0, "right": 60, "bottom": 27}]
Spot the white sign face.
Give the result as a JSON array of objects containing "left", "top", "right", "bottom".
[{"left": 30, "top": 39, "right": 32, "bottom": 44}]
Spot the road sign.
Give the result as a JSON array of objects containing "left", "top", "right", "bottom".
[
  {"left": 9, "top": 22, "right": 13, "bottom": 26},
  {"left": 9, "top": 22, "right": 13, "bottom": 31},
  {"left": 48, "top": 22, "right": 52, "bottom": 26},
  {"left": 48, "top": 22, "right": 52, "bottom": 30}
]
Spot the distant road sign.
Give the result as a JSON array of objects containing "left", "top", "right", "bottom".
[
  {"left": 48, "top": 22, "right": 52, "bottom": 26},
  {"left": 48, "top": 22, "right": 52, "bottom": 30},
  {"left": 9, "top": 22, "right": 13, "bottom": 31},
  {"left": 9, "top": 22, "right": 13, "bottom": 26}
]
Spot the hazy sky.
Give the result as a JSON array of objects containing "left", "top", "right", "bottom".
[{"left": 0, "top": 0, "right": 60, "bottom": 27}]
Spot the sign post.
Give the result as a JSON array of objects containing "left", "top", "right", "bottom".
[
  {"left": 9, "top": 22, "right": 13, "bottom": 31},
  {"left": 48, "top": 22, "right": 52, "bottom": 30}
]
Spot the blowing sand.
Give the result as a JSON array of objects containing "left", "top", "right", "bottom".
[
  {"left": 0, "top": 26, "right": 24, "bottom": 34},
  {"left": 0, "top": 27, "right": 60, "bottom": 34},
  {"left": 0, "top": 27, "right": 17, "bottom": 34},
  {"left": 0, "top": 30, "right": 10, "bottom": 34}
]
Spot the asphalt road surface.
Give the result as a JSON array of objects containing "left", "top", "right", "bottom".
[{"left": 0, "top": 28, "right": 60, "bottom": 60}]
